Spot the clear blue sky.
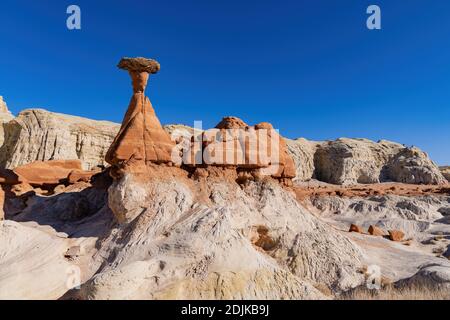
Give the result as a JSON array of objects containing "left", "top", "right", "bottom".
[{"left": 0, "top": 0, "right": 449, "bottom": 164}]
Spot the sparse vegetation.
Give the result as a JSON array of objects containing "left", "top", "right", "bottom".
[{"left": 340, "top": 283, "right": 450, "bottom": 300}]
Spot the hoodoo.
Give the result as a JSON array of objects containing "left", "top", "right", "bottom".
[
  {"left": 105, "top": 58, "right": 296, "bottom": 185},
  {"left": 106, "top": 57, "right": 175, "bottom": 175}
]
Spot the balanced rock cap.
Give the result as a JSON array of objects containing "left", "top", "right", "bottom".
[{"left": 118, "top": 57, "right": 161, "bottom": 74}]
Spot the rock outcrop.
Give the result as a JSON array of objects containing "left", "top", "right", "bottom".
[
  {"left": 0, "top": 109, "right": 119, "bottom": 170},
  {"left": 106, "top": 57, "right": 175, "bottom": 172},
  {"left": 312, "top": 138, "right": 446, "bottom": 185},
  {"left": 388, "top": 229, "right": 405, "bottom": 242},
  {"left": 168, "top": 117, "right": 297, "bottom": 184},
  {"left": 13, "top": 160, "right": 83, "bottom": 186},
  {"left": 0, "top": 220, "right": 77, "bottom": 299},
  {"left": 349, "top": 224, "right": 364, "bottom": 233},
  {"left": 368, "top": 225, "right": 385, "bottom": 236},
  {"left": 313, "top": 138, "right": 404, "bottom": 185},
  {"left": 0, "top": 96, "right": 14, "bottom": 152},
  {"left": 198, "top": 117, "right": 296, "bottom": 181},
  {"left": 78, "top": 167, "right": 364, "bottom": 299},
  {"left": 1, "top": 101, "right": 445, "bottom": 187},
  {"left": 386, "top": 147, "right": 447, "bottom": 185},
  {"left": 286, "top": 138, "right": 320, "bottom": 182}
]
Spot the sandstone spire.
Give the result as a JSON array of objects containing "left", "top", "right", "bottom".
[{"left": 106, "top": 57, "right": 175, "bottom": 170}]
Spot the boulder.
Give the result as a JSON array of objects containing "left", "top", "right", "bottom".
[
  {"left": 388, "top": 230, "right": 405, "bottom": 242},
  {"left": 368, "top": 225, "right": 385, "bottom": 236},
  {"left": 349, "top": 224, "right": 364, "bottom": 233},
  {"left": 0, "top": 108, "right": 119, "bottom": 170},
  {"left": 106, "top": 57, "right": 175, "bottom": 169},
  {"left": 386, "top": 147, "right": 447, "bottom": 185},
  {"left": 13, "top": 160, "right": 83, "bottom": 186}
]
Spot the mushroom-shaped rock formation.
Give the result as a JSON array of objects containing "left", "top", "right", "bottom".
[{"left": 106, "top": 58, "right": 175, "bottom": 172}]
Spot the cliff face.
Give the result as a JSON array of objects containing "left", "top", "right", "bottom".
[{"left": 0, "top": 109, "right": 120, "bottom": 170}]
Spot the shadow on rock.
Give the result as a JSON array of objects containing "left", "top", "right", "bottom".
[{"left": 4, "top": 171, "right": 116, "bottom": 239}]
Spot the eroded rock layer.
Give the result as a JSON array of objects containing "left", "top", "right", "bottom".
[
  {"left": 287, "top": 138, "right": 446, "bottom": 185},
  {"left": 77, "top": 166, "right": 364, "bottom": 299},
  {"left": 0, "top": 105, "right": 445, "bottom": 187},
  {"left": 194, "top": 117, "right": 296, "bottom": 180},
  {"left": 385, "top": 147, "right": 447, "bottom": 185},
  {"left": 0, "top": 109, "right": 119, "bottom": 170}
]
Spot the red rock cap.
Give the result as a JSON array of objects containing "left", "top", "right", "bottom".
[{"left": 118, "top": 57, "right": 160, "bottom": 74}]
